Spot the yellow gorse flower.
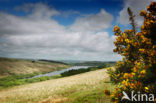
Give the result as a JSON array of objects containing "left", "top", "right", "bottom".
[
  {"left": 145, "top": 87, "right": 149, "bottom": 90},
  {"left": 125, "top": 39, "right": 130, "bottom": 43},
  {"left": 113, "top": 25, "right": 121, "bottom": 32},
  {"left": 140, "top": 70, "right": 146, "bottom": 75},
  {"left": 123, "top": 73, "right": 129, "bottom": 79}
]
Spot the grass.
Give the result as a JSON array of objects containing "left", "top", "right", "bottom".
[
  {"left": 0, "top": 68, "right": 115, "bottom": 103},
  {"left": 0, "top": 57, "right": 69, "bottom": 77},
  {"left": 0, "top": 74, "right": 61, "bottom": 89},
  {"left": 40, "top": 81, "right": 115, "bottom": 103},
  {"left": 56, "top": 79, "right": 115, "bottom": 103}
]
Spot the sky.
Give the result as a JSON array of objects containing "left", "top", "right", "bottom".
[{"left": 0, "top": 0, "right": 155, "bottom": 61}]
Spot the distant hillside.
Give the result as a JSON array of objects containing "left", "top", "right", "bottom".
[
  {"left": 0, "top": 57, "right": 69, "bottom": 77},
  {"left": 59, "top": 60, "right": 85, "bottom": 64},
  {"left": 38, "top": 59, "right": 67, "bottom": 65},
  {"left": 72, "top": 61, "right": 116, "bottom": 66}
]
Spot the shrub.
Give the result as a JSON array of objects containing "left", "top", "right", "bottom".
[
  {"left": 61, "top": 65, "right": 107, "bottom": 77},
  {"left": 110, "top": 2, "right": 156, "bottom": 103}
]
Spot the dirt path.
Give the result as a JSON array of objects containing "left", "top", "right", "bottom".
[{"left": 0, "top": 69, "right": 109, "bottom": 103}]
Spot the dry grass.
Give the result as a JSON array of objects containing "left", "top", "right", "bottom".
[
  {"left": 39, "top": 96, "right": 69, "bottom": 103},
  {"left": 0, "top": 69, "right": 110, "bottom": 103},
  {"left": 0, "top": 57, "right": 68, "bottom": 77}
]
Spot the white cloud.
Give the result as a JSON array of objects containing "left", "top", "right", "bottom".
[
  {"left": 15, "top": 3, "right": 60, "bottom": 19},
  {"left": 117, "top": 0, "right": 155, "bottom": 26},
  {"left": 0, "top": 3, "right": 121, "bottom": 61},
  {"left": 70, "top": 9, "right": 113, "bottom": 32}
]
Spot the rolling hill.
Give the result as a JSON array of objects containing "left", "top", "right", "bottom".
[{"left": 0, "top": 57, "right": 69, "bottom": 77}]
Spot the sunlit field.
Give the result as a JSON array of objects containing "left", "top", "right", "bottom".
[{"left": 0, "top": 69, "right": 115, "bottom": 103}]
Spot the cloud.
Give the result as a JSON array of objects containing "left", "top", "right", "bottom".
[
  {"left": 15, "top": 3, "right": 60, "bottom": 19},
  {"left": 117, "top": 0, "right": 155, "bottom": 26},
  {"left": 70, "top": 9, "right": 113, "bottom": 32},
  {"left": 0, "top": 3, "right": 121, "bottom": 61}
]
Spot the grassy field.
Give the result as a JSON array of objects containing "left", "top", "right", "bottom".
[
  {"left": 0, "top": 69, "right": 115, "bottom": 103},
  {"left": 0, "top": 57, "right": 69, "bottom": 77},
  {"left": 0, "top": 64, "right": 107, "bottom": 88}
]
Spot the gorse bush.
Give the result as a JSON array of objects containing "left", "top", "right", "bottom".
[
  {"left": 108, "top": 60, "right": 133, "bottom": 83},
  {"left": 109, "top": 2, "right": 156, "bottom": 103}
]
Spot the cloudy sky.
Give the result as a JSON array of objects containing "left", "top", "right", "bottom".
[{"left": 0, "top": 0, "right": 154, "bottom": 61}]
